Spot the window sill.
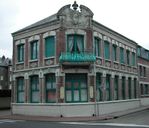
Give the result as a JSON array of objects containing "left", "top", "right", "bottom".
[
  {"left": 16, "top": 62, "right": 24, "bottom": 65},
  {"left": 113, "top": 61, "right": 119, "bottom": 64},
  {"left": 44, "top": 56, "right": 55, "bottom": 60},
  {"left": 29, "top": 59, "right": 38, "bottom": 62},
  {"left": 105, "top": 59, "right": 111, "bottom": 62}
]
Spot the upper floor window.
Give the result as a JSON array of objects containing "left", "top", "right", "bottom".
[
  {"left": 30, "top": 41, "right": 38, "bottom": 60},
  {"left": 17, "top": 44, "right": 24, "bottom": 62},
  {"left": 120, "top": 47, "right": 124, "bottom": 64},
  {"left": 112, "top": 44, "right": 117, "bottom": 61},
  {"left": 94, "top": 37, "right": 100, "bottom": 57},
  {"left": 45, "top": 36, "right": 55, "bottom": 58},
  {"left": 67, "top": 34, "right": 84, "bottom": 53},
  {"left": 126, "top": 50, "right": 130, "bottom": 65},
  {"left": 132, "top": 52, "right": 136, "bottom": 66},
  {"left": 104, "top": 41, "right": 110, "bottom": 59}
]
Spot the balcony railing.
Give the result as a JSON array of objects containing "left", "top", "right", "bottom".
[{"left": 59, "top": 52, "right": 96, "bottom": 63}]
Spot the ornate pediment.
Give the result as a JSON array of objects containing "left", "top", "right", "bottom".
[{"left": 57, "top": 1, "right": 94, "bottom": 28}]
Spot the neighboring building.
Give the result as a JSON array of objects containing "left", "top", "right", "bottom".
[
  {"left": 0, "top": 56, "right": 12, "bottom": 90},
  {"left": 0, "top": 56, "right": 12, "bottom": 109},
  {"left": 12, "top": 2, "right": 147, "bottom": 117},
  {"left": 137, "top": 46, "right": 149, "bottom": 99}
]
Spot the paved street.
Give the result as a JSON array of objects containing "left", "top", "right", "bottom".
[
  {"left": 98, "top": 109, "right": 149, "bottom": 125},
  {"left": 0, "top": 109, "right": 149, "bottom": 128}
]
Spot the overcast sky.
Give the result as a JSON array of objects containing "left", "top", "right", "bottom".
[{"left": 1, "top": 0, "right": 149, "bottom": 58}]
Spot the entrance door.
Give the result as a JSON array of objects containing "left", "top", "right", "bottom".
[{"left": 65, "top": 74, "right": 87, "bottom": 103}]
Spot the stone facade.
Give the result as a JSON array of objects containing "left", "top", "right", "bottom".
[{"left": 11, "top": 2, "right": 148, "bottom": 117}]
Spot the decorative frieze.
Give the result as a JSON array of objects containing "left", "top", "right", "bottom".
[{"left": 16, "top": 63, "right": 24, "bottom": 70}]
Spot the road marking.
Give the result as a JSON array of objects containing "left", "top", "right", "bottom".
[
  {"left": 0, "top": 119, "right": 24, "bottom": 124},
  {"left": 60, "top": 122, "right": 149, "bottom": 128}
]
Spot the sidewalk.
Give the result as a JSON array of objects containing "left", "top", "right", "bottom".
[{"left": 0, "top": 106, "right": 148, "bottom": 122}]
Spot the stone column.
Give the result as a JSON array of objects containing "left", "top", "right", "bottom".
[
  {"left": 125, "top": 76, "right": 129, "bottom": 99},
  {"left": 88, "top": 74, "right": 96, "bottom": 102},
  {"left": 24, "top": 73, "right": 29, "bottom": 103},
  {"left": 101, "top": 39, "right": 104, "bottom": 65},
  {"left": 42, "top": 75, "right": 45, "bottom": 103},
  {"left": 57, "top": 74, "right": 65, "bottom": 103},
  {"left": 25, "top": 39, "right": 29, "bottom": 69},
  {"left": 131, "top": 77, "right": 134, "bottom": 99},
  {"left": 39, "top": 34, "right": 44, "bottom": 67},
  {"left": 12, "top": 78, "right": 17, "bottom": 103},
  {"left": 39, "top": 71, "right": 43, "bottom": 103},
  {"left": 118, "top": 75, "right": 122, "bottom": 100},
  {"left": 111, "top": 73, "right": 115, "bottom": 101},
  {"left": 101, "top": 72, "right": 106, "bottom": 101}
]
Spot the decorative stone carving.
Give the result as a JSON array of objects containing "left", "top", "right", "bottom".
[
  {"left": 45, "top": 59, "right": 54, "bottom": 66},
  {"left": 114, "top": 63, "right": 119, "bottom": 69},
  {"left": 30, "top": 61, "right": 38, "bottom": 68},
  {"left": 105, "top": 61, "right": 111, "bottom": 67},
  {"left": 16, "top": 64, "right": 24, "bottom": 70},
  {"left": 57, "top": 1, "right": 93, "bottom": 29},
  {"left": 96, "top": 59, "right": 102, "bottom": 65}
]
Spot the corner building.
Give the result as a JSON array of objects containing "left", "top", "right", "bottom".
[{"left": 12, "top": 2, "right": 140, "bottom": 117}]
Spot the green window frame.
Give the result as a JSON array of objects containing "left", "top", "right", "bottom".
[
  {"left": 17, "top": 77, "right": 25, "bottom": 103},
  {"left": 30, "top": 76, "right": 39, "bottom": 103},
  {"left": 104, "top": 41, "right": 110, "bottom": 59},
  {"left": 128, "top": 77, "right": 131, "bottom": 99},
  {"left": 141, "top": 84, "right": 144, "bottom": 95},
  {"left": 30, "top": 40, "right": 38, "bottom": 60},
  {"left": 45, "top": 74, "right": 56, "bottom": 103},
  {"left": 45, "top": 36, "right": 55, "bottom": 58},
  {"left": 126, "top": 50, "right": 130, "bottom": 65},
  {"left": 96, "top": 73, "right": 102, "bottom": 101},
  {"left": 120, "top": 47, "right": 124, "bottom": 64},
  {"left": 65, "top": 74, "right": 87, "bottom": 103},
  {"left": 67, "top": 34, "right": 84, "bottom": 53},
  {"left": 122, "top": 77, "right": 125, "bottom": 100},
  {"left": 132, "top": 52, "right": 136, "bottom": 66},
  {"left": 112, "top": 45, "right": 117, "bottom": 61},
  {"left": 114, "top": 76, "right": 118, "bottom": 100},
  {"left": 106, "top": 74, "right": 111, "bottom": 101},
  {"left": 17, "top": 44, "right": 24, "bottom": 62},
  {"left": 94, "top": 37, "right": 100, "bottom": 57}
]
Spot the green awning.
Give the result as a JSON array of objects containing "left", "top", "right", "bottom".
[{"left": 59, "top": 52, "right": 96, "bottom": 63}]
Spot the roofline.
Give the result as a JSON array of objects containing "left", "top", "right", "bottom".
[{"left": 92, "top": 20, "right": 137, "bottom": 45}]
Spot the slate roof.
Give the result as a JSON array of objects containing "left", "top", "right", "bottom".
[{"left": 12, "top": 14, "right": 57, "bottom": 34}]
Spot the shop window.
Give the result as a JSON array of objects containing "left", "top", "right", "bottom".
[
  {"left": 17, "top": 77, "right": 25, "bottom": 103},
  {"left": 30, "top": 76, "right": 39, "bottom": 103},
  {"left": 106, "top": 74, "right": 111, "bottom": 101},
  {"left": 45, "top": 36, "right": 55, "bottom": 58},
  {"left": 65, "top": 74, "right": 87, "bottom": 103},
  {"left": 122, "top": 77, "right": 125, "bottom": 100},
  {"left": 96, "top": 73, "right": 102, "bottom": 101},
  {"left": 45, "top": 74, "right": 56, "bottom": 103},
  {"left": 114, "top": 76, "right": 118, "bottom": 100},
  {"left": 128, "top": 77, "right": 131, "bottom": 99}
]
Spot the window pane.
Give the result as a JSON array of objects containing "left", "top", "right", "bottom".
[
  {"left": 31, "top": 41, "right": 38, "bottom": 60},
  {"left": 80, "top": 82, "right": 86, "bottom": 88},
  {"left": 66, "top": 90, "right": 72, "bottom": 102},
  {"left": 45, "top": 36, "right": 55, "bottom": 57},
  {"left": 32, "top": 91, "right": 39, "bottom": 102},
  {"left": 104, "top": 41, "right": 110, "bottom": 59},
  {"left": 18, "top": 92, "right": 24, "bottom": 103},
  {"left": 47, "top": 91, "right": 56, "bottom": 102},
  {"left": 74, "top": 90, "right": 79, "bottom": 101},
  {"left": 46, "top": 81, "right": 52, "bottom": 89},
  {"left": 81, "top": 89, "right": 87, "bottom": 101}
]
